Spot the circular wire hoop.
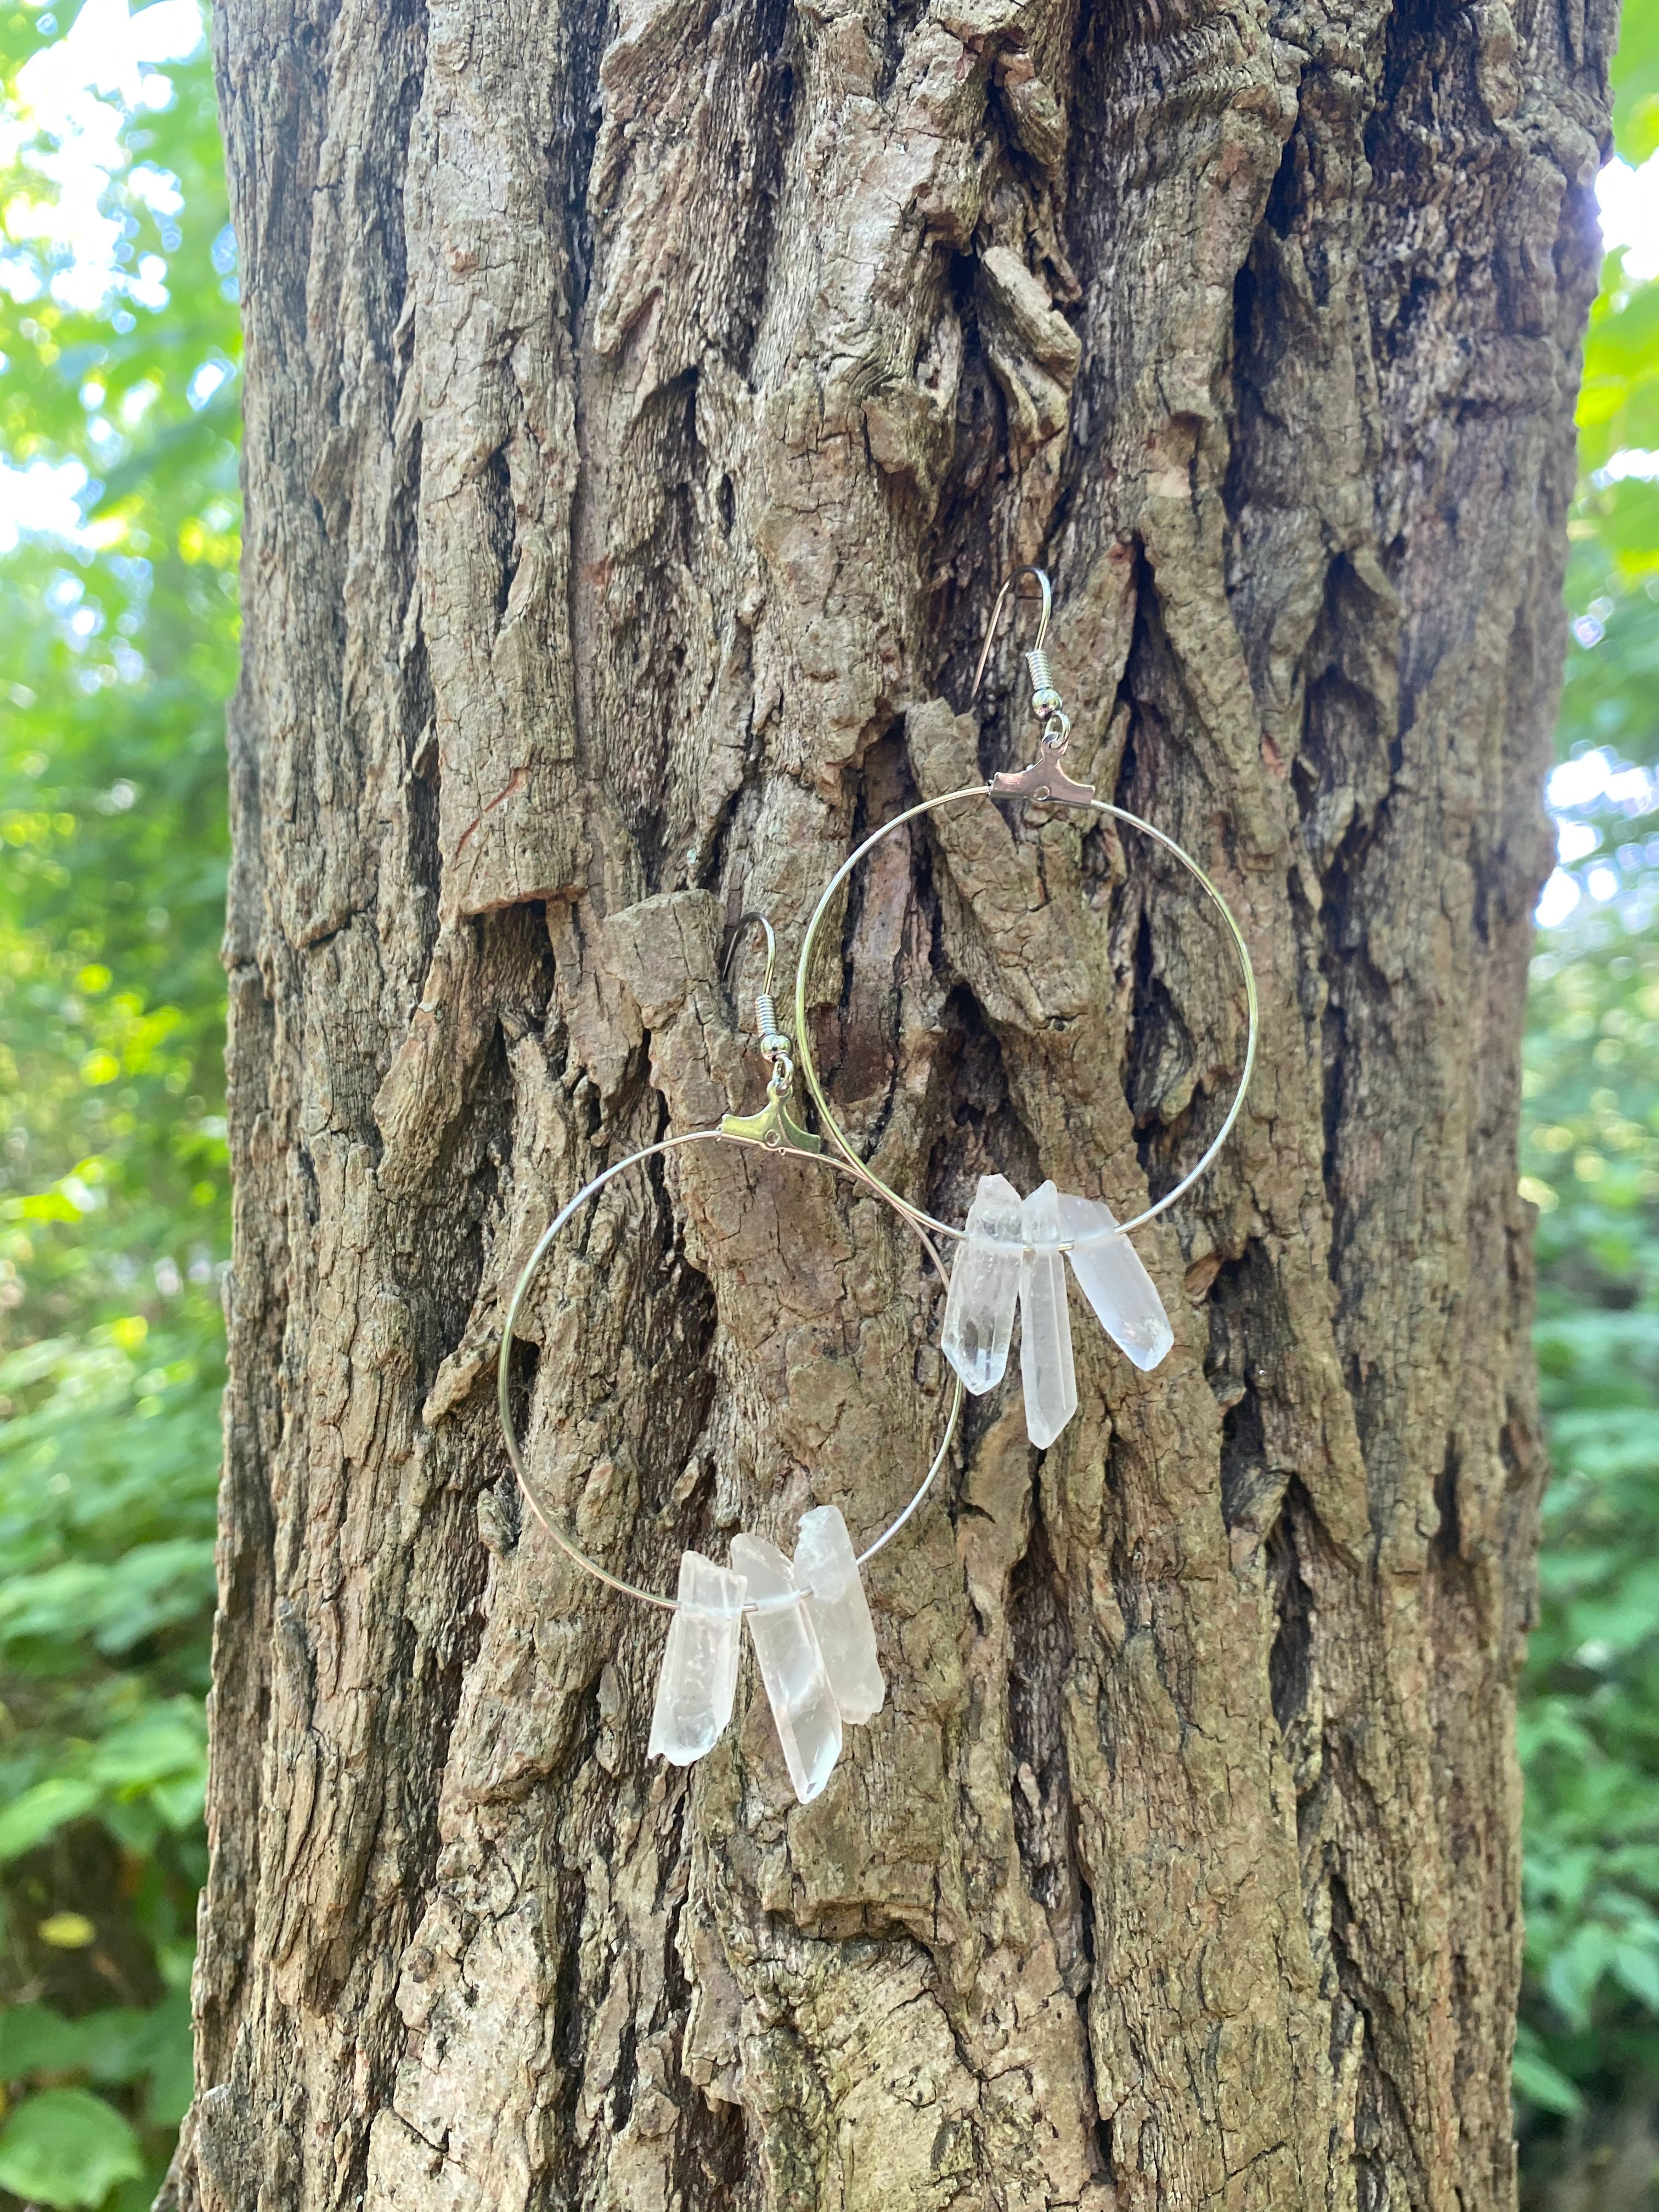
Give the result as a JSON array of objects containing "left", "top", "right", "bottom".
[
  {"left": 793, "top": 785, "right": 1260, "bottom": 1243},
  {"left": 496, "top": 1127, "right": 965, "bottom": 1613}
]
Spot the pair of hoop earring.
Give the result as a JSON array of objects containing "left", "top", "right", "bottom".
[{"left": 497, "top": 570, "right": 1258, "bottom": 1803}]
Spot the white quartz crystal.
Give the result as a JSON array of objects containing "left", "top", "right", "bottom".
[
  {"left": 730, "top": 1533, "right": 843, "bottom": 1802},
  {"left": 647, "top": 1550, "right": 746, "bottom": 1766},
  {"left": 795, "top": 1505, "right": 884, "bottom": 1724},
  {"left": 942, "top": 1172, "right": 1024, "bottom": 1393},
  {"left": 1019, "top": 1181, "right": 1078, "bottom": 1448},
  {"left": 1057, "top": 1192, "right": 1173, "bottom": 1373}
]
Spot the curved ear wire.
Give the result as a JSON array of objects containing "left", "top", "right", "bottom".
[
  {"left": 721, "top": 910, "right": 778, "bottom": 1003},
  {"left": 721, "top": 910, "right": 790, "bottom": 1056},
  {"left": 970, "top": 565, "right": 1052, "bottom": 704},
  {"left": 969, "top": 565, "right": 1090, "bottom": 804}
]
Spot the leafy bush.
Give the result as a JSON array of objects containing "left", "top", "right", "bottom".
[
  {"left": 0, "top": 2, "right": 235, "bottom": 2202},
  {"left": 1518, "top": 928, "right": 1659, "bottom": 2146},
  {"left": 1513, "top": 4, "right": 1659, "bottom": 2172}
]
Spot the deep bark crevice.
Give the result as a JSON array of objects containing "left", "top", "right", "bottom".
[
  {"left": 560, "top": 0, "right": 612, "bottom": 316},
  {"left": 1266, "top": 1482, "right": 1318, "bottom": 1755},
  {"left": 1008, "top": 1512, "right": 1082, "bottom": 1926}
]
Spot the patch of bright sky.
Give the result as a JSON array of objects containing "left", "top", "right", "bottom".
[
  {"left": 1599, "top": 155, "right": 1659, "bottom": 283},
  {"left": 1538, "top": 751, "right": 1659, "bottom": 929},
  {"left": 1, "top": 0, "right": 202, "bottom": 311},
  {"left": 0, "top": 3, "right": 202, "bottom": 551},
  {"left": 1535, "top": 157, "right": 1659, "bottom": 929},
  {"left": 0, "top": 453, "right": 86, "bottom": 553}
]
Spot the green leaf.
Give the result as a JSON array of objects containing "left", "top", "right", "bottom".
[
  {"left": 0, "top": 2004, "right": 88, "bottom": 2081},
  {"left": 1613, "top": 1940, "right": 1659, "bottom": 2011},
  {"left": 1577, "top": 270, "right": 1659, "bottom": 477},
  {"left": 0, "top": 2089, "right": 143, "bottom": 2209},
  {"left": 75, "top": 2010, "right": 155, "bottom": 2086},
  {"left": 0, "top": 1777, "right": 99, "bottom": 1863},
  {"left": 1513, "top": 2037, "right": 1587, "bottom": 2118},
  {"left": 140, "top": 1991, "right": 194, "bottom": 2127},
  {"left": 1579, "top": 478, "right": 1659, "bottom": 578},
  {"left": 1613, "top": 2, "right": 1659, "bottom": 163},
  {"left": 87, "top": 1702, "right": 207, "bottom": 1793}
]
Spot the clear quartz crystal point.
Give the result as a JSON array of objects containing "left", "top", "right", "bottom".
[
  {"left": 942, "top": 1172, "right": 1024, "bottom": 1393},
  {"left": 1019, "top": 1181, "right": 1079, "bottom": 1448},
  {"left": 1057, "top": 1192, "right": 1174, "bottom": 1373},
  {"left": 647, "top": 1550, "right": 746, "bottom": 1766},
  {"left": 730, "top": 1533, "right": 843, "bottom": 1803},
  {"left": 794, "top": 1505, "right": 884, "bottom": 1724}
]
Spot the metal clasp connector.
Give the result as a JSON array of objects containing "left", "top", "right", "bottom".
[
  {"left": 973, "top": 566, "right": 1095, "bottom": 808},
  {"left": 718, "top": 913, "right": 821, "bottom": 1152}
]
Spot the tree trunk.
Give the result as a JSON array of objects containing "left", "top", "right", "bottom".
[{"left": 177, "top": 2, "right": 1611, "bottom": 2207}]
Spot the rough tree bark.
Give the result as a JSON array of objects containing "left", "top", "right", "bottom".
[{"left": 174, "top": 0, "right": 1612, "bottom": 2206}]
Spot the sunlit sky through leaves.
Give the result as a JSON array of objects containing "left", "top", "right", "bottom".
[
  {"left": 0, "top": 0, "right": 211, "bottom": 552},
  {"left": 1601, "top": 154, "right": 1659, "bottom": 280}
]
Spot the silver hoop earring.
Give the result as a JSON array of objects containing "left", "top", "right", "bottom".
[
  {"left": 793, "top": 568, "right": 1259, "bottom": 1450},
  {"left": 496, "top": 915, "right": 964, "bottom": 1804}
]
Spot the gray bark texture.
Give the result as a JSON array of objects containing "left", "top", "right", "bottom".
[{"left": 178, "top": 0, "right": 1613, "bottom": 2205}]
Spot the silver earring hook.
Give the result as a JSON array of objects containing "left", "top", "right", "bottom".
[
  {"left": 721, "top": 910, "right": 777, "bottom": 1000},
  {"left": 722, "top": 911, "right": 787, "bottom": 1053},
  {"left": 970, "top": 565, "right": 1052, "bottom": 701},
  {"left": 970, "top": 565, "right": 1071, "bottom": 760}
]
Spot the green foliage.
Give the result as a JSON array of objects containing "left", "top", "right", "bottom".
[
  {"left": 1519, "top": 932, "right": 1659, "bottom": 2129},
  {"left": 0, "top": 2, "right": 236, "bottom": 2203},
  {"left": 0, "top": 2088, "right": 142, "bottom": 2209},
  {"left": 1554, "top": 546, "right": 1659, "bottom": 772},
  {"left": 1616, "top": 0, "right": 1659, "bottom": 166},
  {"left": 1578, "top": 256, "right": 1659, "bottom": 483},
  {"left": 1515, "top": 6, "right": 1659, "bottom": 2153}
]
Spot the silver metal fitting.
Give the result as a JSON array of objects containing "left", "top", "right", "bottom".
[
  {"left": 1027, "top": 648, "right": 1065, "bottom": 736},
  {"left": 972, "top": 568, "right": 1074, "bottom": 765},
  {"left": 715, "top": 911, "right": 822, "bottom": 1154},
  {"left": 754, "top": 994, "right": 793, "bottom": 1061}
]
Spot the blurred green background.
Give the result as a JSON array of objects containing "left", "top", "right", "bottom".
[{"left": 0, "top": 2, "right": 1655, "bottom": 2205}]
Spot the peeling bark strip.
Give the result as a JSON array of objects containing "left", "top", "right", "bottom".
[{"left": 182, "top": 0, "right": 1608, "bottom": 2205}]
